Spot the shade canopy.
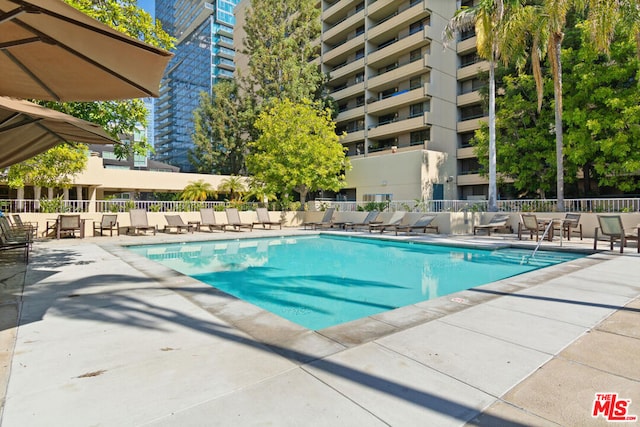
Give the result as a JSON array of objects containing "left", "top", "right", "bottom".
[
  {"left": 0, "top": 0, "right": 173, "bottom": 101},
  {"left": 0, "top": 96, "right": 118, "bottom": 168}
]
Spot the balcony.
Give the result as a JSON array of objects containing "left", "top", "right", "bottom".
[
  {"left": 328, "top": 57, "right": 365, "bottom": 82},
  {"left": 367, "top": 87, "right": 429, "bottom": 115},
  {"left": 457, "top": 36, "right": 477, "bottom": 55},
  {"left": 331, "top": 81, "right": 365, "bottom": 101},
  {"left": 323, "top": 0, "right": 357, "bottom": 23},
  {"left": 457, "top": 116, "right": 487, "bottom": 133},
  {"left": 323, "top": 34, "right": 365, "bottom": 65},
  {"left": 368, "top": 113, "right": 428, "bottom": 139},
  {"left": 368, "top": 0, "right": 429, "bottom": 42},
  {"left": 367, "top": 0, "right": 396, "bottom": 19},
  {"left": 456, "top": 173, "right": 488, "bottom": 186},
  {"left": 457, "top": 90, "right": 482, "bottom": 107},
  {"left": 367, "top": 29, "right": 429, "bottom": 67},
  {"left": 457, "top": 60, "right": 490, "bottom": 80},
  {"left": 336, "top": 105, "right": 365, "bottom": 122},
  {"left": 323, "top": 9, "right": 365, "bottom": 43},
  {"left": 341, "top": 129, "right": 365, "bottom": 144},
  {"left": 367, "top": 57, "right": 426, "bottom": 91},
  {"left": 456, "top": 146, "right": 476, "bottom": 159}
]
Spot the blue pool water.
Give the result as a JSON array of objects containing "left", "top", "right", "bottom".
[{"left": 128, "top": 235, "right": 583, "bottom": 330}]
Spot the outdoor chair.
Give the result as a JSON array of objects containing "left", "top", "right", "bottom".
[
  {"left": 302, "top": 207, "right": 335, "bottom": 230},
  {"left": 0, "top": 223, "right": 30, "bottom": 263},
  {"left": 224, "top": 208, "right": 253, "bottom": 232},
  {"left": 560, "top": 213, "right": 582, "bottom": 240},
  {"left": 55, "top": 214, "right": 85, "bottom": 239},
  {"left": 163, "top": 214, "right": 195, "bottom": 233},
  {"left": 473, "top": 214, "right": 512, "bottom": 236},
  {"left": 199, "top": 208, "right": 225, "bottom": 232},
  {"left": 344, "top": 211, "right": 381, "bottom": 231},
  {"left": 594, "top": 215, "right": 639, "bottom": 253},
  {"left": 252, "top": 207, "right": 283, "bottom": 229},
  {"left": 392, "top": 214, "right": 439, "bottom": 236},
  {"left": 11, "top": 214, "right": 38, "bottom": 237},
  {"left": 2, "top": 216, "right": 36, "bottom": 244},
  {"left": 369, "top": 212, "right": 406, "bottom": 233},
  {"left": 127, "top": 209, "right": 156, "bottom": 235},
  {"left": 517, "top": 214, "right": 551, "bottom": 241},
  {"left": 93, "top": 214, "right": 119, "bottom": 236}
]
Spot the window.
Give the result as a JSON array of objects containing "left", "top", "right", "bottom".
[
  {"left": 409, "top": 102, "right": 424, "bottom": 118},
  {"left": 354, "top": 72, "right": 364, "bottom": 83},
  {"left": 356, "top": 95, "right": 365, "bottom": 107},
  {"left": 409, "top": 20, "right": 424, "bottom": 35},
  {"left": 355, "top": 25, "right": 364, "bottom": 36},
  {"left": 378, "top": 113, "right": 397, "bottom": 125},
  {"left": 459, "top": 132, "right": 475, "bottom": 148},
  {"left": 460, "top": 53, "right": 479, "bottom": 68},
  {"left": 380, "top": 87, "right": 397, "bottom": 99},
  {"left": 410, "top": 48, "right": 422, "bottom": 62},
  {"left": 411, "top": 129, "right": 430, "bottom": 145},
  {"left": 363, "top": 194, "right": 392, "bottom": 202},
  {"left": 460, "top": 104, "right": 485, "bottom": 121},
  {"left": 355, "top": 48, "right": 365, "bottom": 60},
  {"left": 355, "top": 1, "right": 364, "bottom": 12},
  {"left": 410, "top": 77, "right": 422, "bottom": 90}
]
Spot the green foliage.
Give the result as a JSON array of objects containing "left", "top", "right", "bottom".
[
  {"left": 148, "top": 204, "right": 162, "bottom": 212},
  {"left": 363, "top": 201, "right": 387, "bottom": 212},
  {"left": 8, "top": 145, "right": 88, "bottom": 189},
  {"left": 39, "top": 196, "right": 68, "bottom": 213},
  {"left": 217, "top": 176, "right": 247, "bottom": 202},
  {"left": 247, "top": 99, "right": 350, "bottom": 204},
  {"left": 180, "top": 180, "right": 216, "bottom": 201},
  {"left": 241, "top": 0, "right": 323, "bottom": 105},
  {"left": 189, "top": 81, "right": 247, "bottom": 174}
]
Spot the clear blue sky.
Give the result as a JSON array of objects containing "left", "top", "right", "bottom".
[{"left": 138, "top": 0, "right": 155, "bottom": 18}]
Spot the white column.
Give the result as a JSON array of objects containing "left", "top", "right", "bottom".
[
  {"left": 17, "top": 187, "right": 24, "bottom": 211},
  {"left": 34, "top": 185, "right": 42, "bottom": 211},
  {"left": 88, "top": 187, "right": 97, "bottom": 213}
]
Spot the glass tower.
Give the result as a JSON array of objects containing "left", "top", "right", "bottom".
[{"left": 154, "top": 0, "right": 240, "bottom": 172}]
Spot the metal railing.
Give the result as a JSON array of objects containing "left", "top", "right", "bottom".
[
  {"left": 1, "top": 197, "right": 639, "bottom": 214},
  {"left": 317, "top": 198, "right": 640, "bottom": 213}
]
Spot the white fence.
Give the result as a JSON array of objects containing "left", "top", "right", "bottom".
[{"left": 1, "top": 197, "right": 639, "bottom": 214}]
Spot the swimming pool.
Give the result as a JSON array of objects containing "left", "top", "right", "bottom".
[{"left": 128, "top": 235, "right": 584, "bottom": 330}]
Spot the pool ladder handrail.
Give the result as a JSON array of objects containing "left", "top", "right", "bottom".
[{"left": 531, "top": 219, "right": 563, "bottom": 259}]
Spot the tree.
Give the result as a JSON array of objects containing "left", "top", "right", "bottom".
[
  {"left": 444, "top": 0, "right": 518, "bottom": 211},
  {"left": 180, "top": 180, "right": 216, "bottom": 201},
  {"left": 240, "top": 0, "right": 323, "bottom": 105},
  {"left": 506, "top": 0, "right": 636, "bottom": 209},
  {"left": 217, "top": 176, "right": 247, "bottom": 202},
  {"left": 7, "top": 145, "right": 89, "bottom": 190},
  {"left": 246, "top": 98, "right": 349, "bottom": 204},
  {"left": 40, "top": 0, "right": 175, "bottom": 159},
  {"left": 189, "top": 81, "right": 247, "bottom": 175}
]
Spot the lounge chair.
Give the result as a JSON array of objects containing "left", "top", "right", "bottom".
[
  {"left": 560, "top": 213, "right": 582, "bottom": 240},
  {"left": 369, "top": 212, "right": 406, "bottom": 233},
  {"left": 199, "top": 208, "right": 226, "bottom": 232},
  {"left": 225, "top": 208, "right": 253, "bottom": 232},
  {"left": 0, "top": 223, "right": 30, "bottom": 263},
  {"left": 163, "top": 214, "right": 195, "bottom": 233},
  {"left": 11, "top": 214, "right": 38, "bottom": 237},
  {"left": 344, "top": 210, "right": 381, "bottom": 231},
  {"left": 93, "top": 214, "right": 119, "bottom": 236},
  {"left": 55, "top": 214, "right": 85, "bottom": 239},
  {"left": 473, "top": 214, "right": 511, "bottom": 236},
  {"left": 302, "top": 207, "right": 335, "bottom": 230},
  {"left": 253, "top": 207, "right": 282, "bottom": 229},
  {"left": 127, "top": 209, "right": 156, "bottom": 235},
  {"left": 392, "top": 214, "right": 439, "bottom": 235},
  {"left": 2, "top": 216, "right": 36, "bottom": 244},
  {"left": 517, "top": 214, "right": 549, "bottom": 241},
  {"left": 594, "top": 215, "right": 639, "bottom": 253}
]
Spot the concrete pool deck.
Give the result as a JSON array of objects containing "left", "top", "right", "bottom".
[{"left": 0, "top": 229, "right": 638, "bottom": 426}]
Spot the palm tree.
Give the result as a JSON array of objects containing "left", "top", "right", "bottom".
[
  {"left": 443, "top": 0, "right": 517, "bottom": 212},
  {"left": 508, "top": 0, "right": 635, "bottom": 211},
  {"left": 218, "top": 175, "right": 247, "bottom": 202},
  {"left": 180, "top": 180, "right": 216, "bottom": 201}
]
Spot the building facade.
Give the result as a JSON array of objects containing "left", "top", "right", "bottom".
[{"left": 154, "top": 0, "right": 241, "bottom": 172}]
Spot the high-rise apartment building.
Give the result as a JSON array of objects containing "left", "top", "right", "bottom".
[
  {"left": 234, "top": 0, "right": 491, "bottom": 202},
  {"left": 154, "top": 0, "right": 241, "bottom": 172}
]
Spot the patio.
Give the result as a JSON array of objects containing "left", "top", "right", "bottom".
[{"left": 0, "top": 230, "right": 638, "bottom": 426}]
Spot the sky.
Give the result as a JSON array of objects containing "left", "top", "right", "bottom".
[{"left": 138, "top": 0, "right": 155, "bottom": 18}]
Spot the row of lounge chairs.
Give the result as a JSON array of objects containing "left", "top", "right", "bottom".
[
  {"left": 0, "top": 216, "right": 34, "bottom": 263},
  {"left": 127, "top": 208, "right": 283, "bottom": 235},
  {"left": 303, "top": 208, "right": 439, "bottom": 235}
]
